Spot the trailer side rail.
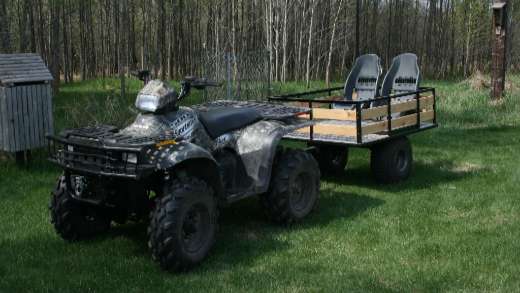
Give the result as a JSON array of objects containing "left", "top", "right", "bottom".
[{"left": 269, "top": 87, "right": 437, "bottom": 146}]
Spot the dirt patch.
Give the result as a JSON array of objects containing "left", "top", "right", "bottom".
[
  {"left": 244, "top": 231, "right": 259, "bottom": 241},
  {"left": 0, "top": 151, "right": 12, "bottom": 161},
  {"left": 467, "top": 70, "right": 489, "bottom": 90},
  {"left": 489, "top": 98, "right": 505, "bottom": 107},
  {"left": 505, "top": 79, "right": 515, "bottom": 91},
  {"left": 451, "top": 162, "right": 485, "bottom": 174}
]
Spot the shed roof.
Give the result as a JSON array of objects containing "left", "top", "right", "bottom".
[{"left": 0, "top": 53, "right": 53, "bottom": 85}]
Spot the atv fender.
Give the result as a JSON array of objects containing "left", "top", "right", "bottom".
[
  {"left": 147, "top": 141, "right": 223, "bottom": 197},
  {"left": 236, "top": 120, "right": 307, "bottom": 194}
]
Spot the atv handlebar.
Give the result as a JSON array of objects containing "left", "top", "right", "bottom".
[
  {"left": 178, "top": 76, "right": 222, "bottom": 102},
  {"left": 130, "top": 71, "right": 220, "bottom": 103},
  {"left": 184, "top": 76, "right": 221, "bottom": 89},
  {"left": 131, "top": 70, "right": 151, "bottom": 84}
]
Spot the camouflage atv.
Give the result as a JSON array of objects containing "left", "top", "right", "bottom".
[{"left": 47, "top": 74, "right": 320, "bottom": 271}]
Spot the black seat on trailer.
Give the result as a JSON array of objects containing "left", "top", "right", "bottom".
[
  {"left": 333, "top": 54, "right": 382, "bottom": 109},
  {"left": 380, "top": 53, "right": 421, "bottom": 102},
  {"left": 198, "top": 107, "right": 262, "bottom": 138}
]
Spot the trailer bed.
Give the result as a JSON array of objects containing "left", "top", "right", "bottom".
[{"left": 269, "top": 87, "right": 438, "bottom": 147}]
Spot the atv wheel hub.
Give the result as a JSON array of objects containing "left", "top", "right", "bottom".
[{"left": 182, "top": 203, "right": 210, "bottom": 253}]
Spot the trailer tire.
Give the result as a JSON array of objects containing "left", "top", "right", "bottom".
[
  {"left": 49, "top": 175, "right": 111, "bottom": 241},
  {"left": 370, "top": 137, "right": 413, "bottom": 184},
  {"left": 313, "top": 145, "right": 349, "bottom": 174},
  {"left": 262, "top": 149, "right": 320, "bottom": 224},
  {"left": 148, "top": 177, "right": 217, "bottom": 271}
]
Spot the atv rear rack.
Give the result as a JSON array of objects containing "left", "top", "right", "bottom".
[
  {"left": 193, "top": 100, "right": 310, "bottom": 120},
  {"left": 269, "top": 87, "right": 437, "bottom": 147}
]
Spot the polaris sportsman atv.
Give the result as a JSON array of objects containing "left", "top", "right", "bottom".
[{"left": 47, "top": 74, "right": 320, "bottom": 271}]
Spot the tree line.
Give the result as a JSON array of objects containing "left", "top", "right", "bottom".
[{"left": 0, "top": 0, "right": 519, "bottom": 89}]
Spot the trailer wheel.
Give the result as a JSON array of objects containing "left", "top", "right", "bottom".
[
  {"left": 313, "top": 145, "right": 349, "bottom": 174},
  {"left": 262, "top": 149, "right": 320, "bottom": 224},
  {"left": 370, "top": 137, "right": 413, "bottom": 184},
  {"left": 148, "top": 177, "right": 217, "bottom": 271}
]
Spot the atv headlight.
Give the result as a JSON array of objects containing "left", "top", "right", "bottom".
[
  {"left": 123, "top": 153, "right": 138, "bottom": 164},
  {"left": 136, "top": 94, "right": 160, "bottom": 112}
]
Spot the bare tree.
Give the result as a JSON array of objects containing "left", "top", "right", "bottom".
[
  {"left": 0, "top": 0, "right": 512, "bottom": 83},
  {"left": 326, "top": 0, "right": 343, "bottom": 87},
  {"left": 0, "top": 0, "right": 12, "bottom": 53},
  {"left": 305, "top": 0, "right": 316, "bottom": 88},
  {"left": 49, "top": 0, "right": 60, "bottom": 93}
]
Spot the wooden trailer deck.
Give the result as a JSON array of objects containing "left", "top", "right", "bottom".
[{"left": 270, "top": 87, "right": 438, "bottom": 146}]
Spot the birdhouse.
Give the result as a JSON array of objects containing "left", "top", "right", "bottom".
[{"left": 493, "top": 2, "right": 507, "bottom": 35}]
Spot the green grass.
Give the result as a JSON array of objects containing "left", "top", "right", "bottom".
[{"left": 1, "top": 77, "right": 520, "bottom": 292}]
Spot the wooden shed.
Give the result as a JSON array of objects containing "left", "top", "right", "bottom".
[{"left": 0, "top": 53, "right": 54, "bottom": 156}]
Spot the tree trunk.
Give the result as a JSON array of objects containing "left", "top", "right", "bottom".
[
  {"left": 326, "top": 0, "right": 343, "bottom": 87},
  {"left": 305, "top": 0, "right": 316, "bottom": 88},
  {"left": 0, "top": 0, "right": 12, "bottom": 53},
  {"left": 49, "top": 0, "right": 60, "bottom": 94}
]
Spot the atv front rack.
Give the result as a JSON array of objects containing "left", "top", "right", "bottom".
[{"left": 47, "top": 125, "right": 157, "bottom": 179}]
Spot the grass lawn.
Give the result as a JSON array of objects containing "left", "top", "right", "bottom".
[{"left": 1, "top": 77, "right": 520, "bottom": 292}]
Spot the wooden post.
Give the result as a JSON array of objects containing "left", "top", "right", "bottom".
[{"left": 491, "top": 0, "right": 508, "bottom": 100}]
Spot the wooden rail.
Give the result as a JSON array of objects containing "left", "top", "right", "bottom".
[{"left": 296, "top": 94, "right": 435, "bottom": 138}]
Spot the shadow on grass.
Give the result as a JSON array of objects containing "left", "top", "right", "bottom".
[
  {"left": 1, "top": 190, "right": 383, "bottom": 276},
  {"left": 318, "top": 125, "right": 516, "bottom": 192},
  {"left": 198, "top": 191, "right": 384, "bottom": 270},
  {"left": 414, "top": 125, "right": 520, "bottom": 149},
  {"left": 323, "top": 158, "right": 484, "bottom": 193}
]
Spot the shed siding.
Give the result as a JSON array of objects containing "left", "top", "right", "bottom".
[
  {"left": 9, "top": 88, "right": 19, "bottom": 151},
  {"left": 34, "top": 85, "right": 43, "bottom": 143},
  {"left": 0, "top": 88, "right": 4, "bottom": 146},
  {"left": 0, "top": 54, "right": 53, "bottom": 152},
  {"left": 46, "top": 85, "right": 54, "bottom": 135},
  {"left": 3, "top": 87, "right": 12, "bottom": 151},
  {"left": 0, "top": 84, "right": 52, "bottom": 152}
]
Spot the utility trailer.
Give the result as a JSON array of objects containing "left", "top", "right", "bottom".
[{"left": 268, "top": 86, "right": 438, "bottom": 183}]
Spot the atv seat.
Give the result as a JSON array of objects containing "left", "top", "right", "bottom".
[
  {"left": 333, "top": 54, "right": 382, "bottom": 109},
  {"left": 198, "top": 107, "right": 262, "bottom": 139}
]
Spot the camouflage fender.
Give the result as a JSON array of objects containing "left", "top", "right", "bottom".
[
  {"left": 144, "top": 140, "right": 224, "bottom": 197},
  {"left": 145, "top": 141, "right": 216, "bottom": 170},
  {"left": 235, "top": 119, "right": 311, "bottom": 194}
]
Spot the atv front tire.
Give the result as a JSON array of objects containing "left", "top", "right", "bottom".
[
  {"left": 313, "top": 145, "right": 349, "bottom": 174},
  {"left": 370, "top": 137, "right": 413, "bottom": 184},
  {"left": 148, "top": 177, "right": 217, "bottom": 271},
  {"left": 262, "top": 149, "right": 320, "bottom": 224},
  {"left": 50, "top": 175, "right": 111, "bottom": 241}
]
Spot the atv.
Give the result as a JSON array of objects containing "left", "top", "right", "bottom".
[{"left": 47, "top": 73, "right": 320, "bottom": 271}]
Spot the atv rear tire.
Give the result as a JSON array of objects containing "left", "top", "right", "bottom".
[
  {"left": 49, "top": 175, "right": 111, "bottom": 241},
  {"left": 148, "top": 177, "right": 217, "bottom": 271},
  {"left": 313, "top": 145, "right": 348, "bottom": 174},
  {"left": 370, "top": 137, "right": 413, "bottom": 184},
  {"left": 262, "top": 149, "right": 320, "bottom": 224}
]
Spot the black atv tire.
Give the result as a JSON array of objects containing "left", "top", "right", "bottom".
[
  {"left": 49, "top": 175, "right": 111, "bottom": 241},
  {"left": 313, "top": 145, "right": 349, "bottom": 174},
  {"left": 370, "top": 137, "right": 413, "bottom": 184},
  {"left": 262, "top": 149, "right": 320, "bottom": 224},
  {"left": 148, "top": 177, "right": 217, "bottom": 271}
]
